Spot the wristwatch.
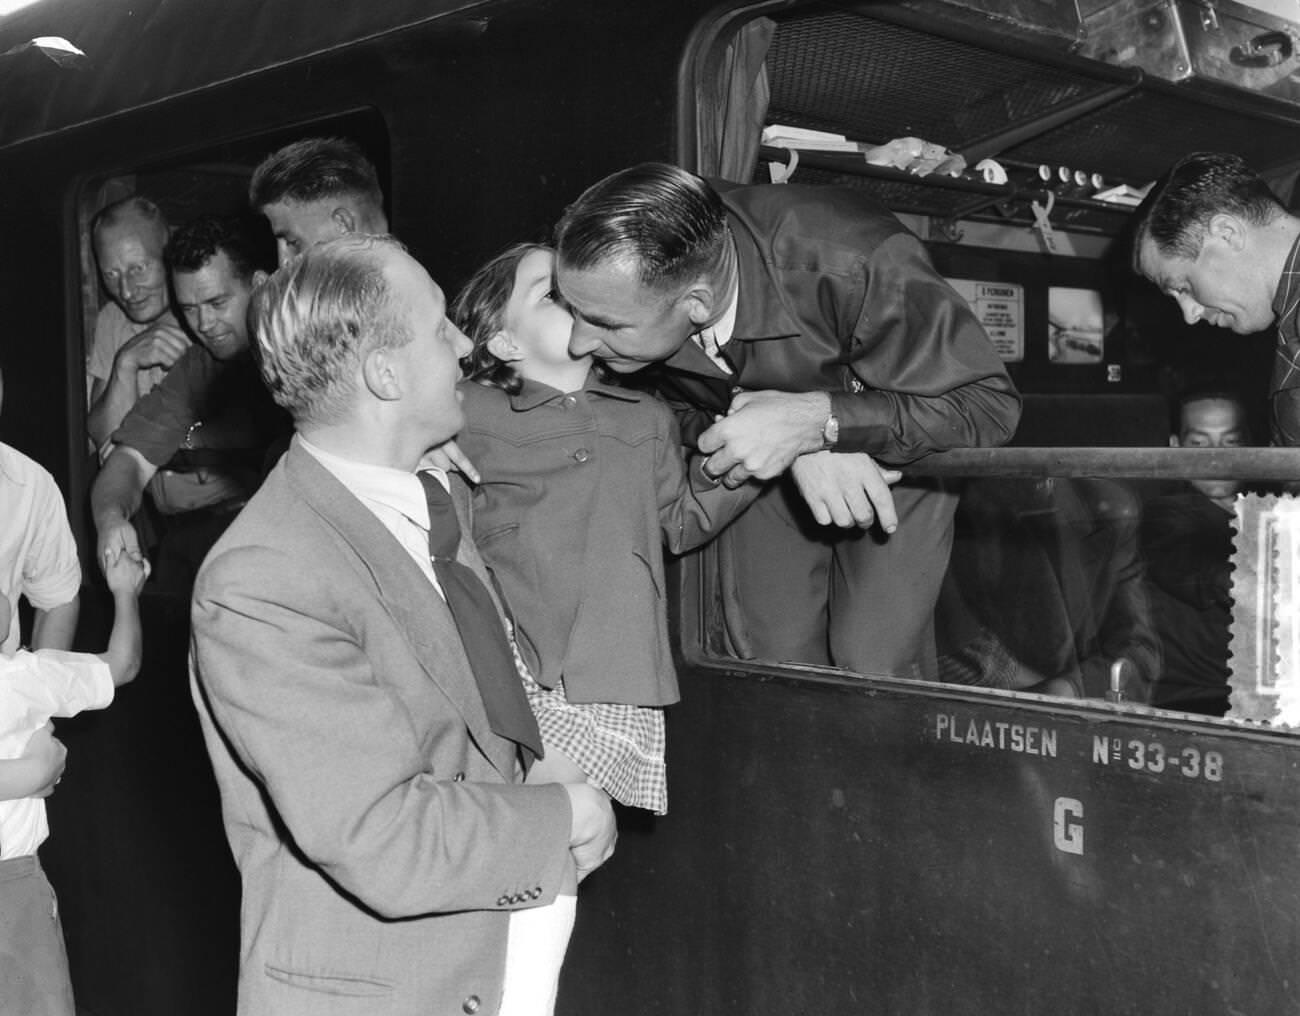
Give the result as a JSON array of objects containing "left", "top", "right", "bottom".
[{"left": 821, "top": 412, "right": 840, "bottom": 449}]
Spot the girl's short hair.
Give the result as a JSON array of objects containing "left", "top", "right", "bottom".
[{"left": 451, "top": 243, "right": 551, "bottom": 395}]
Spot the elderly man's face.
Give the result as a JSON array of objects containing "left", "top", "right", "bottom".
[
  {"left": 556, "top": 259, "right": 698, "bottom": 373},
  {"left": 1138, "top": 232, "right": 1276, "bottom": 336},
  {"left": 173, "top": 251, "right": 263, "bottom": 362},
  {"left": 96, "top": 218, "right": 169, "bottom": 325}
]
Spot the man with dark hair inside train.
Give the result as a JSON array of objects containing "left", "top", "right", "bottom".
[
  {"left": 85, "top": 196, "right": 192, "bottom": 452},
  {"left": 1139, "top": 389, "right": 1252, "bottom": 716},
  {"left": 190, "top": 233, "right": 615, "bottom": 1016},
  {"left": 248, "top": 135, "right": 389, "bottom": 266},
  {"left": 91, "top": 213, "right": 285, "bottom": 593},
  {"left": 1132, "top": 152, "right": 1300, "bottom": 446},
  {"left": 553, "top": 162, "right": 1020, "bottom": 679}
]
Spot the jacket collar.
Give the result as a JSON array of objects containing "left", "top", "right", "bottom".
[
  {"left": 506, "top": 374, "right": 644, "bottom": 411},
  {"left": 281, "top": 440, "right": 516, "bottom": 778}
]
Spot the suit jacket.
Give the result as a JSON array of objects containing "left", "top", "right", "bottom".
[{"left": 190, "top": 439, "right": 573, "bottom": 1016}]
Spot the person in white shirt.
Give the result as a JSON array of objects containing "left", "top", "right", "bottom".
[{"left": 0, "top": 545, "right": 146, "bottom": 1016}]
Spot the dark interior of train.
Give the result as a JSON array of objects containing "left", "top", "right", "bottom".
[{"left": 1, "top": 0, "right": 1299, "bottom": 1013}]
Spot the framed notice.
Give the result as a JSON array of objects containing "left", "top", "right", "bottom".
[{"left": 946, "top": 278, "right": 1024, "bottom": 362}]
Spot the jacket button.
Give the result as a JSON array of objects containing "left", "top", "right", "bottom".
[
  {"left": 573, "top": 448, "right": 590, "bottom": 463},
  {"left": 453, "top": 772, "right": 465, "bottom": 782},
  {"left": 562, "top": 395, "right": 577, "bottom": 408},
  {"left": 463, "top": 996, "right": 481, "bottom": 1014}
]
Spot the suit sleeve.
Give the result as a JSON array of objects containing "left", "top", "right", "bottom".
[
  {"left": 191, "top": 543, "right": 573, "bottom": 918},
  {"left": 830, "top": 231, "right": 1021, "bottom": 465}
]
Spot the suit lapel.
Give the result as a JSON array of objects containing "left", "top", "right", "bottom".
[{"left": 282, "top": 443, "right": 518, "bottom": 778}]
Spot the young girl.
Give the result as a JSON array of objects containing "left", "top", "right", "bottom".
[{"left": 451, "top": 243, "right": 759, "bottom": 814}]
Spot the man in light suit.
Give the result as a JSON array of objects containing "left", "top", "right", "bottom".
[{"left": 190, "top": 234, "right": 616, "bottom": 1016}]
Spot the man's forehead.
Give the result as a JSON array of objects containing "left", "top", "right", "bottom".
[{"left": 97, "top": 217, "right": 165, "bottom": 257}]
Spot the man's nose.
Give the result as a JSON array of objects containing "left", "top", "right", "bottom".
[
  {"left": 568, "top": 325, "right": 602, "bottom": 358},
  {"left": 1175, "top": 293, "right": 1204, "bottom": 325},
  {"left": 450, "top": 322, "right": 472, "bottom": 359},
  {"left": 275, "top": 241, "right": 294, "bottom": 267}
]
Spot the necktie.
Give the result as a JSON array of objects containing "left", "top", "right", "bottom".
[{"left": 417, "top": 472, "right": 542, "bottom": 762}]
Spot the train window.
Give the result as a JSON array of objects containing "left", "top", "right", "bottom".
[
  {"left": 77, "top": 111, "right": 390, "bottom": 426},
  {"left": 678, "top": 4, "right": 1300, "bottom": 732}
]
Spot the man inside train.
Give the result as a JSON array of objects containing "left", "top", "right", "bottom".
[
  {"left": 1139, "top": 389, "right": 1251, "bottom": 715},
  {"left": 91, "top": 214, "right": 286, "bottom": 595},
  {"left": 1132, "top": 151, "right": 1300, "bottom": 446},
  {"left": 190, "top": 233, "right": 616, "bottom": 1016},
  {"left": 554, "top": 162, "right": 1021, "bottom": 679},
  {"left": 85, "top": 196, "right": 192, "bottom": 453},
  {"left": 248, "top": 135, "right": 389, "bottom": 266}
]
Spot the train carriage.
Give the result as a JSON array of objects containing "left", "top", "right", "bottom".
[{"left": 0, "top": 0, "right": 1298, "bottom": 1012}]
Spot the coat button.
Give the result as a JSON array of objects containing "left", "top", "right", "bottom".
[
  {"left": 463, "top": 996, "right": 481, "bottom": 1014},
  {"left": 453, "top": 772, "right": 465, "bottom": 782},
  {"left": 562, "top": 395, "right": 577, "bottom": 408},
  {"left": 573, "top": 448, "right": 590, "bottom": 463}
]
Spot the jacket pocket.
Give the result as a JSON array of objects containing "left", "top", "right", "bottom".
[{"left": 265, "top": 964, "right": 395, "bottom": 997}]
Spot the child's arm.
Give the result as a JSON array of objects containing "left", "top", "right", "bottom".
[
  {"left": 99, "top": 550, "right": 149, "bottom": 687},
  {"left": 0, "top": 723, "right": 66, "bottom": 801}
]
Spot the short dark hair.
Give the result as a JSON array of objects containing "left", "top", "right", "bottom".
[
  {"left": 451, "top": 243, "right": 549, "bottom": 396},
  {"left": 249, "top": 136, "right": 384, "bottom": 216},
  {"left": 91, "top": 195, "right": 167, "bottom": 243},
  {"left": 1133, "top": 152, "right": 1285, "bottom": 267},
  {"left": 554, "top": 162, "right": 729, "bottom": 293},
  {"left": 164, "top": 214, "right": 274, "bottom": 282},
  {"left": 1175, "top": 388, "right": 1249, "bottom": 437}
]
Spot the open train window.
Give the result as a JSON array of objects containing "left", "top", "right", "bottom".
[
  {"left": 76, "top": 109, "right": 389, "bottom": 423},
  {"left": 677, "top": 3, "right": 1300, "bottom": 733}
]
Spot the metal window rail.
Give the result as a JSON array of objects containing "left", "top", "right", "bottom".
[{"left": 904, "top": 447, "right": 1300, "bottom": 481}]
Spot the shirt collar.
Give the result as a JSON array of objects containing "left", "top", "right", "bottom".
[{"left": 297, "top": 434, "right": 445, "bottom": 530}]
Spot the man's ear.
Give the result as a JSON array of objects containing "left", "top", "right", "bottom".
[
  {"left": 680, "top": 280, "right": 718, "bottom": 328},
  {"left": 361, "top": 346, "right": 403, "bottom": 401},
  {"left": 486, "top": 331, "right": 522, "bottom": 363},
  {"left": 1207, "top": 212, "right": 1247, "bottom": 251},
  {"left": 332, "top": 205, "right": 358, "bottom": 236}
]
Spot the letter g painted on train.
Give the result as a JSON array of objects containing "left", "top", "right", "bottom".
[{"left": 1053, "top": 797, "right": 1084, "bottom": 855}]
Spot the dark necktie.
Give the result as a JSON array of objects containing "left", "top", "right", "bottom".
[{"left": 417, "top": 472, "right": 541, "bottom": 762}]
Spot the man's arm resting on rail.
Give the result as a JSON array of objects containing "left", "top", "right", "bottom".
[{"left": 91, "top": 445, "right": 157, "bottom": 568}]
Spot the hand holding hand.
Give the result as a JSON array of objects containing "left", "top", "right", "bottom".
[
  {"left": 103, "top": 544, "right": 150, "bottom": 596},
  {"left": 97, "top": 518, "right": 142, "bottom": 577},
  {"left": 698, "top": 390, "right": 828, "bottom": 488},
  {"left": 790, "top": 451, "right": 902, "bottom": 530}
]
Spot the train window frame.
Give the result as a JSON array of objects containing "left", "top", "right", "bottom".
[{"left": 672, "top": 4, "right": 1300, "bottom": 737}]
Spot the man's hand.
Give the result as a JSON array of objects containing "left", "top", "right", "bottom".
[
  {"left": 97, "top": 517, "right": 143, "bottom": 576},
  {"left": 563, "top": 783, "right": 617, "bottom": 883},
  {"left": 698, "top": 390, "right": 829, "bottom": 488},
  {"left": 418, "top": 439, "right": 481, "bottom": 484},
  {"left": 20, "top": 724, "right": 66, "bottom": 799},
  {"left": 114, "top": 321, "right": 190, "bottom": 376},
  {"left": 791, "top": 451, "right": 902, "bottom": 530}
]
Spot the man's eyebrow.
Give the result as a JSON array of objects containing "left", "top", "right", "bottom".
[{"left": 572, "top": 307, "right": 624, "bottom": 330}]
